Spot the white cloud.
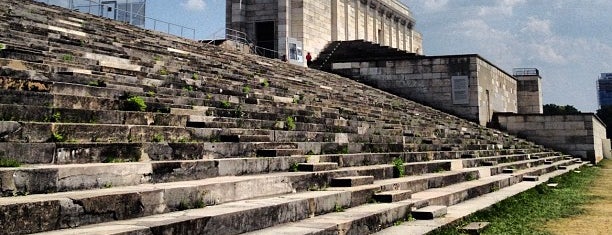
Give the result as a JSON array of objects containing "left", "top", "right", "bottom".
[
  {"left": 422, "top": 0, "right": 449, "bottom": 12},
  {"left": 521, "top": 17, "right": 552, "bottom": 36},
  {"left": 478, "top": 0, "right": 525, "bottom": 17},
  {"left": 181, "top": 0, "right": 206, "bottom": 11}
]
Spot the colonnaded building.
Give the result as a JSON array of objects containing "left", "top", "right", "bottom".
[{"left": 226, "top": 0, "right": 423, "bottom": 64}]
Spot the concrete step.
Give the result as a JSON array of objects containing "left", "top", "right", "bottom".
[
  {"left": 219, "top": 134, "right": 271, "bottom": 142},
  {"left": 297, "top": 162, "right": 338, "bottom": 172},
  {"left": 256, "top": 148, "right": 304, "bottom": 157},
  {"left": 460, "top": 222, "right": 490, "bottom": 235},
  {"left": 330, "top": 176, "right": 375, "bottom": 187},
  {"left": 375, "top": 161, "right": 585, "bottom": 235},
  {"left": 481, "top": 160, "right": 498, "bottom": 166},
  {"left": 373, "top": 190, "right": 413, "bottom": 203},
  {"left": 411, "top": 205, "right": 448, "bottom": 220},
  {"left": 522, "top": 175, "right": 539, "bottom": 181}
]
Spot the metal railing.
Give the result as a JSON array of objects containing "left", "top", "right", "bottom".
[
  {"left": 207, "top": 28, "right": 279, "bottom": 59},
  {"left": 35, "top": 0, "right": 196, "bottom": 39},
  {"left": 513, "top": 68, "right": 540, "bottom": 76}
]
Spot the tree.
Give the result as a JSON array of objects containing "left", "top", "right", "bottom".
[
  {"left": 543, "top": 104, "right": 581, "bottom": 115},
  {"left": 596, "top": 105, "right": 612, "bottom": 138}
]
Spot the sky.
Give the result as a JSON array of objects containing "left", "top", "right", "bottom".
[{"left": 45, "top": 0, "right": 612, "bottom": 112}]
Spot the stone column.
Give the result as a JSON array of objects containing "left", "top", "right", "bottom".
[
  {"left": 395, "top": 17, "right": 400, "bottom": 49},
  {"left": 379, "top": 9, "right": 384, "bottom": 45},
  {"left": 278, "top": 0, "right": 290, "bottom": 59},
  {"left": 372, "top": 3, "right": 377, "bottom": 43},
  {"left": 364, "top": 0, "right": 369, "bottom": 40},
  {"left": 332, "top": 0, "right": 338, "bottom": 41},
  {"left": 401, "top": 21, "right": 407, "bottom": 51},
  {"left": 354, "top": 0, "right": 359, "bottom": 39},
  {"left": 344, "top": 0, "right": 349, "bottom": 40}
]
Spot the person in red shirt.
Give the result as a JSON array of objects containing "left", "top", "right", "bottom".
[{"left": 306, "top": 52, "right": 312, "bottom": 67}]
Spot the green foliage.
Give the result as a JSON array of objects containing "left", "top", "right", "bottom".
[
  {"left": 596, "top": 105, "right": 612, "bottom": 138},
  {"left": 87, "top": 80, "right": 107, "bottom": 87},
  {"left": 45, "top": 111, "right": 61, "bottom": 122},
  {"left": 125, "top": 96, "right": 147, "bottom": 112},
  {"left": 543, "top": 104, "right": 581, "bottom": 115},
  {"left": 50, "top": 132, "right": 65, "bottom": 142},
  {"left": 103, "top": 182, "right": 112, "bottom": 188},
  {"left": 286, "top": 116, "right": 296, "bottom": 131},
  {"left": 159, "top": 67, "right": 169, "bottom": 75},
  {"left": 465, "top": 172, "right": 477, "bottom": 181},
  {"left": 392, "top": 158, "right": 405, "bottom": 178},
  {"left": 290, "top": 162, "right": 299, "bottom": 172},
  {"left": 261, "top": 79, "right": 269, "bottom": 88},
  {"left": 221, "top": 100, "right": 231, "bottom": 109},
  {"left": 146, "top": 91, "right": 156, "bottom": 97},
  {"left": 103, "top": 156, "right": 134, "bottom": 163},
  {"left": 0, "top": 43, "right": 5, "bottom": 50},
  {"left": 153, "top": 55, "right": 161, "bottom": 61},
  {"left": 242, "top": 85, "right": 251, "bottom": 94},
  {"left": 192, "top": 73, "right": 199, "bottom": 80},
  {"left": 340, "top": 146, "right": 349, "bottom": 154},
  {"left": 62, "top": 54, "right": 74, "bottom": 62},
  {"left": 430, "top": 164, "right": 600, "bottom": 235},
  {"left": 178, "top": 198, "right": 206, "bottom": 211},
  {"left": 152, "top": 133, "right": 164, "bottom": 142},
  {"left": 183, "top": 85, "right": 193, "bottom": 91},
  {"left": 334, "top": 203, "right": 345, "bottom": 212},
  {"left": 0, "top": 158, "right": 21, "bottom": 167}
]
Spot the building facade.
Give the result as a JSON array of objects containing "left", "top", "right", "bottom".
[
  {"left": 226, "top": 0, "right": 423, "bottom": 64},
  {"left": 598, "top": 73, "right": 612, "bottom": 107}
]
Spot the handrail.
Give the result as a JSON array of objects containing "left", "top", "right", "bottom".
[{"left": 207, "top": 27, "right": 279, "bottom": 59}]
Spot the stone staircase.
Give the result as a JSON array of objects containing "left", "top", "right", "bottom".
[
  {"left": 0, "top": 1, "right": 587, "bottom": 234},
  {"left": 311, "top": 40, "right": 419, "bottom": 71}
]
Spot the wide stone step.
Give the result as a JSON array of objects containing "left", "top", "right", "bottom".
[
  {"left": 0, "top": 163, "right": 482, "bottom": 234},
  {"left": 373, "top": 190, "right": 413, "bottom": 203},
  {"left": 256, "top": 148, "right": 304, "bottom": 157},
  {"left": 375, "top": 161, "right": 586, "bottom": 235},
  {"left": 411, "top": 205, "right": 448, "bottom": 220},
  {"left": 297, "top": 162, "right": 338, "bottom": 172},
  {"left": 219, "top": 134, "right": 271, "bottom": 142},
  {"left": 246, "top": 158, "right": 578, "bottom": 235},
  {"left": 330, "top": 176, "right": 375, "bottom": 187}
]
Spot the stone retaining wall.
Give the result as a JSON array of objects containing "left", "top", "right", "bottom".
[
  {"left": 332, "top": 55, "right": 517, "bottom": 125},
  {"left": 494, "top": 113, "right": 609, "bottom": 163}
]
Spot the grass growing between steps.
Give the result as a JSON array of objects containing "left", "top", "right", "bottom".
[{"left": 431, "top": 163, "right": 601, "bottom": 235}]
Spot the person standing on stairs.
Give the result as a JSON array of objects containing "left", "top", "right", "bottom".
[{"left": 306, "top": 52, "right": 312, "bottom": 67}]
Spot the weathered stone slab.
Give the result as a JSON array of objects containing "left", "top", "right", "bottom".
[
  {"left": 373, "top": 190, "right": 413, "bottom": 203},
  {"left": 460, "top": 222, "right": 490, "bottom": 235},
  {"left": 522, "top": 175, "right": 539, "bottom": 181},
  {"left": 411, "top": 205, "right": 447, "bottom": 220},
  {"left": 330, "top": 176, "right": 374, "bottom": 187},
  {"left": 482, "top": 161, "right": 498, "bottom": 166},
  {"left": 502, "top": 168, "right": 516, "bottom": 174},
  {"left": 297, "top": 162, "right": 338, "bottom": 172}
]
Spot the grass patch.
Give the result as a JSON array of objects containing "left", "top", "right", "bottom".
[
  {"left": 0, "top": 158, "right": 21, "bottom": 167},
  {"left": 62, "top": 54, "right": 74, "bottom": 62},
  {"left": 286, "top": 116, "right": 296, "bottom": 131},
  {"left": 392, "top": 158, "right": 405, "bottom": 178},
  {"left": 430, "top": 164, "right": 600, "bottom": 235},
  {"left": 50, "top": 132, "right": 65, "bottom": 142},
  {"left": 124, "top": 96, "right": 147, "bottom": 112},
  {"left": 260, "top": 78, "right": 269, "bottom": 88}
]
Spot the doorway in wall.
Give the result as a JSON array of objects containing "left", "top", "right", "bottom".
[{"left": 255, "top": 21, "right": 277, "bottom": 59}]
